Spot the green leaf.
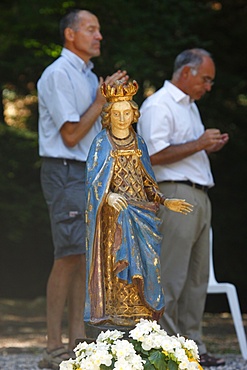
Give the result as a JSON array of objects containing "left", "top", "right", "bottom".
[
  {"left": 167, "top": 359, "right": 178, "bottom": 370},
  {"left": 149, "top": 350, "right": 168, "bottom": 370},
  {"left": 143, "top": 358, "right": 156, "bottom": 370}
]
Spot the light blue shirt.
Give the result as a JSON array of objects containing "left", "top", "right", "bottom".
[
  {"left": 38, "top": 48, "right": 101, "bottom": 161},
  {"left": 138, "top": 80, "right": 214, "bottom": 186}
]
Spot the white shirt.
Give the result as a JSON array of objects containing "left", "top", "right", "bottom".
[
  {"left": 137, "top": 80, "right": 214, "bottom": 186},
  {"left": 38, "top": 48, "right": 101, "bottom": 161}
]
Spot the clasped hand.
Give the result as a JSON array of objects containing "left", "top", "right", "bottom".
[
  {"left": 107, "top": 192, "right": 128, "bottom": 212},
  {"left": 164, "top": 198, "right": 193, "bottom": 215}
]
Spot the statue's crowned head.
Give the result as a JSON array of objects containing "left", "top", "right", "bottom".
[
  {"left": 101, "top": 80, "right": 139, "bottom": 103},
  {"left": 101, "top": 80, "right": 140, "bottom": 128}
]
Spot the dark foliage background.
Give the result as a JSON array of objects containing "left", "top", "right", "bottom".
[{"left": 0, "top": 0, "right": 246, "bottom": 313}]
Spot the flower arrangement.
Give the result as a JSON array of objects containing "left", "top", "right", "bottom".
[{"left": 60, "top": 319, "right": 203, "bottom": 370}]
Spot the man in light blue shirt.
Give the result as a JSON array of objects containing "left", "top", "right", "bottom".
[
  {"left": 38, "top": 47, "right": 101, "bottom": 161},
  {"left": 38, "top": 9, "right": 128, "bottom": 369}
]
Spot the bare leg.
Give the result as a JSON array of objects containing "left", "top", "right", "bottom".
[
  {"left": 46, "top": 254, "right": 85, "bottom": 352},
  {"left": 67, "top": 254, "right": 86, "bottom": 350}
]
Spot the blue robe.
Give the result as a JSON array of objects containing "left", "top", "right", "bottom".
[{"left": 84, "top": 128, "right": 165, "bottom": 325}]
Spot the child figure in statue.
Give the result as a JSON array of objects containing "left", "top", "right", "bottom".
[{"left": 84, "top": 80, "right": 193, "bottom": 329}]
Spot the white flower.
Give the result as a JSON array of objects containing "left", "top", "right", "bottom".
[
  {"left": 141, "top": 335, "right": 154, "bottom": 351},
  {"left": 74, "top": 340, "right": 89, "bottom": 352},
  {"left": 114, "top": 358, "right": 133, "bottom": 370},
  {"left": 59, "top": 359, "right": 75, "bottom": 370},
  {"left": 175, "top": 347, "right": 186, "bottom": 357},
  {"left": 66, "top": 320, "right": 201, "bottom": 370},
  {"left": 186, "top": 362, "right": 201, "bottom": 370},
  {"left": 130, "top": 318, "right": 160, "bottom": 337},
  {"left": 129, "top": 327, "right": 145, "bottom": 342},
  {"left": 129, "top": 354, "right": 145, "bottom": 370},
  {"left": 80, "top": 357, "right": 100, "bottom": 370},
  {"left": 112, "top": 339, "right": 135, "bottom": 357},
  {"left": 90, "top": 347, "right": 112, "bottom": 367},
  {"left": 179, "top": 359, "right": 190, "bottom": 370},
  {"left": 184, "top": 339, "right": 199, "bottom": 360},
  {"left": 114, "top": 354, "right": 144, "bottom": 370},
  {"left": 97, "top": 329, "right": 124, "bottom": 343},
  {"left": 74, "top": 340, "right": 90, "bottom": 357},
  {"left": 176, "top": 335, "right": 200, "bottom": 361}
]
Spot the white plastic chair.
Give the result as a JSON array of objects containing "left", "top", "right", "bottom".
[{"left": 207, "top": 228, "right": 247, "bottom": 359}]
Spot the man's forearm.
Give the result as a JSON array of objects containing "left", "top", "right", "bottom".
[
  {"left": 60, "top": 100, "right": 103, "bottom": 147},
  {"left": 150, "top": 140, "right": 201, "bottom": 166}
]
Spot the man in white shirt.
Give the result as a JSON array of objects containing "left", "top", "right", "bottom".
[
  {"left": 137, "top": 48, "right": 228, "bottom": 367},
  {"left": 38, "top": 9, "right": 128, "bottom": 369}
]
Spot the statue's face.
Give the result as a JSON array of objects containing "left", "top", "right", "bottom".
[{"left": 111, "top": 101, "right": 133, "bottom": 131}]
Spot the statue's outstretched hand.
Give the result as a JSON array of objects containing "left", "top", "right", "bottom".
[
  {"left": 164, "top": 198, "right": 193, "bottom": 215},
  {"left": 107, "top": 192, "right": 128, "bottom": 212}
]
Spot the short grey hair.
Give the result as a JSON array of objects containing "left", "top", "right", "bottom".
[
  {"left": 172, "top": 48, "right": 212, "bottom": 80},
  {"left": 59, "top": 9, "right": 94, "bottom": 45}
]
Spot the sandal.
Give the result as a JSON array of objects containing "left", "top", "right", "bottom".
[
  {"left": 200, "top": 353, "right": 225, "bottom": 367},
  {"left": 38, "top": 346, "right": 73, "bottom": 370}
]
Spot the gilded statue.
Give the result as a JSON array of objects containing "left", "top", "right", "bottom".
[{"left": 84, "top": 80, "right": 193, "bottom": 329}]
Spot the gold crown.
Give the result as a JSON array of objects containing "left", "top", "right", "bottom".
[{"left": 101, "top": 80, "right": 138, "bottom": 102}]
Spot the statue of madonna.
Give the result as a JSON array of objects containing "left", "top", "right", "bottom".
[{"left": 84, "top": 80, "right": 193, "bottom": 329}]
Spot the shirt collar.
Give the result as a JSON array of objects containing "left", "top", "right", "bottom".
[
  {"left": 164, "top": 80, "right": 192, "bottom": 105},
  {"left": 61, "top": 47, "right": 94, "bottom": 73}
]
